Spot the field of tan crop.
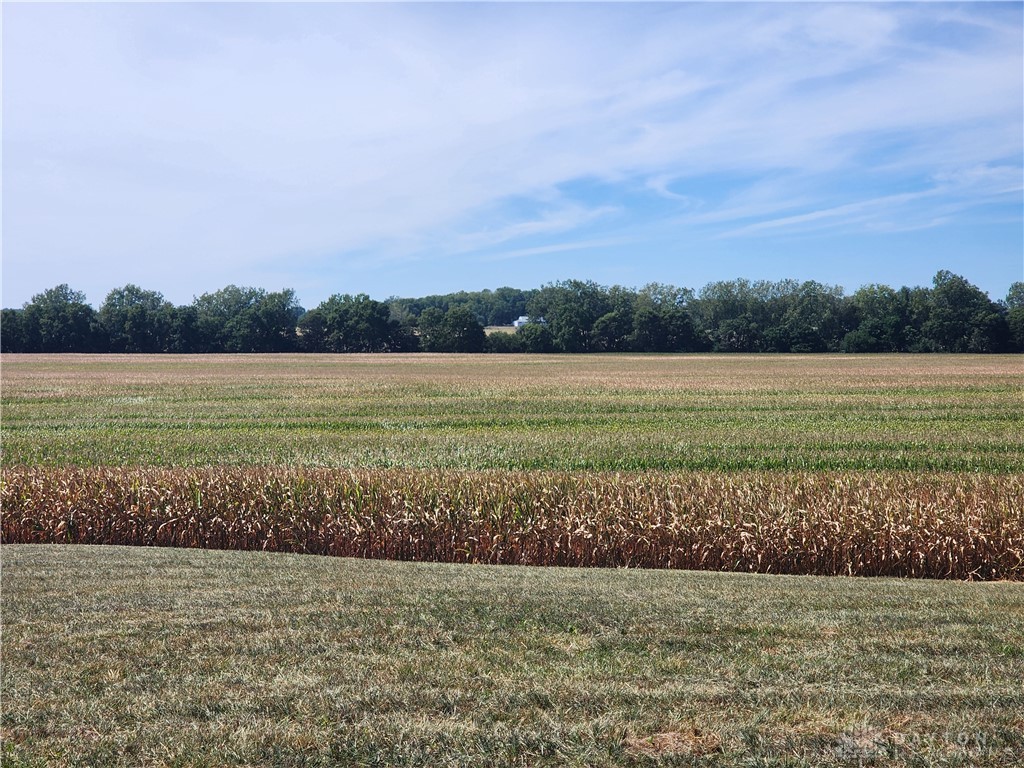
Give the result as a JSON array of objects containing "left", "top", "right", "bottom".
[
  {"left": 3, "top": 466, "right": 1022, "bottom": 579},
  {"left": 2, "top": 353, "right": 1022, "bottom": 578}
]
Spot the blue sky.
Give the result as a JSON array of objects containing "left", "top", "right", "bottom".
[{"left": 3, "top": 2, "right": 1022, "bottom": 310}]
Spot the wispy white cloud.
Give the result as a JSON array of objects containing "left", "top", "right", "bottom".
[
  {"left": 483, "top": 237, "right": 634, "bottom": 264},
  {"left": 450, "top": 204, "right": 621, "bottom": 255},
  {"left": 717, "top": 190, "right": 941, "bottom": 239},
  {"left": 715, "top": 164, "right": 1023, "bottom": 239},
  {"left": 2, "top": 2, "right": 1021, "bottom": 305}
]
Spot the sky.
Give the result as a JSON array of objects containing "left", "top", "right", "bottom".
[{"left": 2, "top": 1, "right": 1022, "bottom": 310}]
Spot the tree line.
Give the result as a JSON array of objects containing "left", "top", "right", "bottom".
[{"left": 2, "top": 271, "right": 1021, "bottom": 354}]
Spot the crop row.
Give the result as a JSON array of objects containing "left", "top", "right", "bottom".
[
  {"left": 3, "top": 466, "right": 1021, "bottom": 579},
  {"left": 4, "top": 355, "right": 1020, "bottom": 472}
]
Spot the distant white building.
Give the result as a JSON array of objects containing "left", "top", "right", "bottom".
[{"left": 512, "top": 315, "right": 546, "bottom": 328}]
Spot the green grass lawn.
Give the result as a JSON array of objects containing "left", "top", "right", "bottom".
[{"left": 3, "top": 545, "right": 1022, "bottom": 767}]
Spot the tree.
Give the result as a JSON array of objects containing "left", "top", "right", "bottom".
[
  {"left": 417, "top": 308, "right": 446, "bottom": 351},
  {"left": 388, "top": 286, "right": 535, "bottom": 329},
  {"left": 161, "top": 305, "right": 203, "bottom": 353},
  {"left": 715, "top": 315, "right": 760, "bottom": 352},
  {"left": 516, "top": 322, "right": 555, "bottom": 353},
  {"left": 628, "top": 288, "right": 700, "bottom": 352},
  {"left": 775, "top": 281, "right": 846, "bottom": 353},
  {"left": 922, "top": 271, "right": 1008, "bottom": 352},
  {"left": 486, "top": 287, "right": 534, "bottom": 326},
  {"left": 19, "top": 285, "right": 106, "bottom": 353},
  {"left": 1006, "top": 282, "right": 1024, "bottom": 310},
  {"left": 592, "top": 311, "right": 633, "bottom": 352},
  {"left": 899, "top": 286, "right": 934, "bottom": 352},
  {"left": 1, "top": 309, "right": 26, "bottom": 352},
  {"left": 691, "top": 279, "right": 763, "bottom": 352},
  {"left": 660, "top": 305, "right": 701, "bottom": 352},
  {"left": 296, "top": 309, "right": 329, "bottom": 352},
  {"left": 2, "top": 272, "right": 1015, "bottom": 355},
  {"left": 305, "top": 294, "right": 416, "bottom": 353},
  {"left": 99, "top": 285, "right": 173, "bottom": 353},
  {"left": 192, "top": 286, "right": 302, "bottom": 352},
  {"left": 248, "top": 290, "right": 304, "bottom": 352},
  {"left": 527, "top": 280, "right": 611, "bottom": 352},
  {"left": 484, "top": 330, "right": 524, "bottom": 353},
  {"left": 419, "top": 306, "right": 486, "bottom": 352},
  {"left": 1006, "top": 283, "right": 1024, "bottom": 352},
  {"left": 637, "top": 282, "right": 695, "bottom": 308},
  {"left": 843, "top": 284, "right": 908, "bottom": 352},
  {"left": 192, "top": 285, "right": 263, "bottom": 352}
]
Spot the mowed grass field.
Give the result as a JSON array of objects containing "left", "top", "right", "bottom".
[
  {"left": 2, "top": 353, "right": 1023, "bottom": 765},
  {"left": 3, "top": 545, "right": 1023, "bottom": 767}
]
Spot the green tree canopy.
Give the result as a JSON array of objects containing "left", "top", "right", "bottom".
[
  {"left": 301, "top": 294, "right": 416, "bottom": 353},
  {"left": 419, "top": 305, "right": 486, "bottom": 353},
  {"left": 922, "top": 271, "right": 1009, "bottom": 352},
  {"left": 527, "top": 280, "right": 611, "bottom": 353},
  {"left": 19, "top": 285, "right": 106, "bottom": 353},
  {"left": 99, "top": 284, "right": 174, "bottom": 353},
  {"left": 1006, "top": 282, "right": 1024, "bottom": 352},
  {"left": 193, "top": 286, "right": 303, "bottom": 352},
  {"left": 1, "top": 309, "right": 26, "bottom": 352}
]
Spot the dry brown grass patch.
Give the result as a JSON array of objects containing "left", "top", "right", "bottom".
[{"left": 626, "top": 727, "right": 723, "bottom": 757}]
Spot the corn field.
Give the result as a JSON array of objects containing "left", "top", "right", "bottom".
[{"left": 3, "top": 466, "right": 1021, "bottom": 579}]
